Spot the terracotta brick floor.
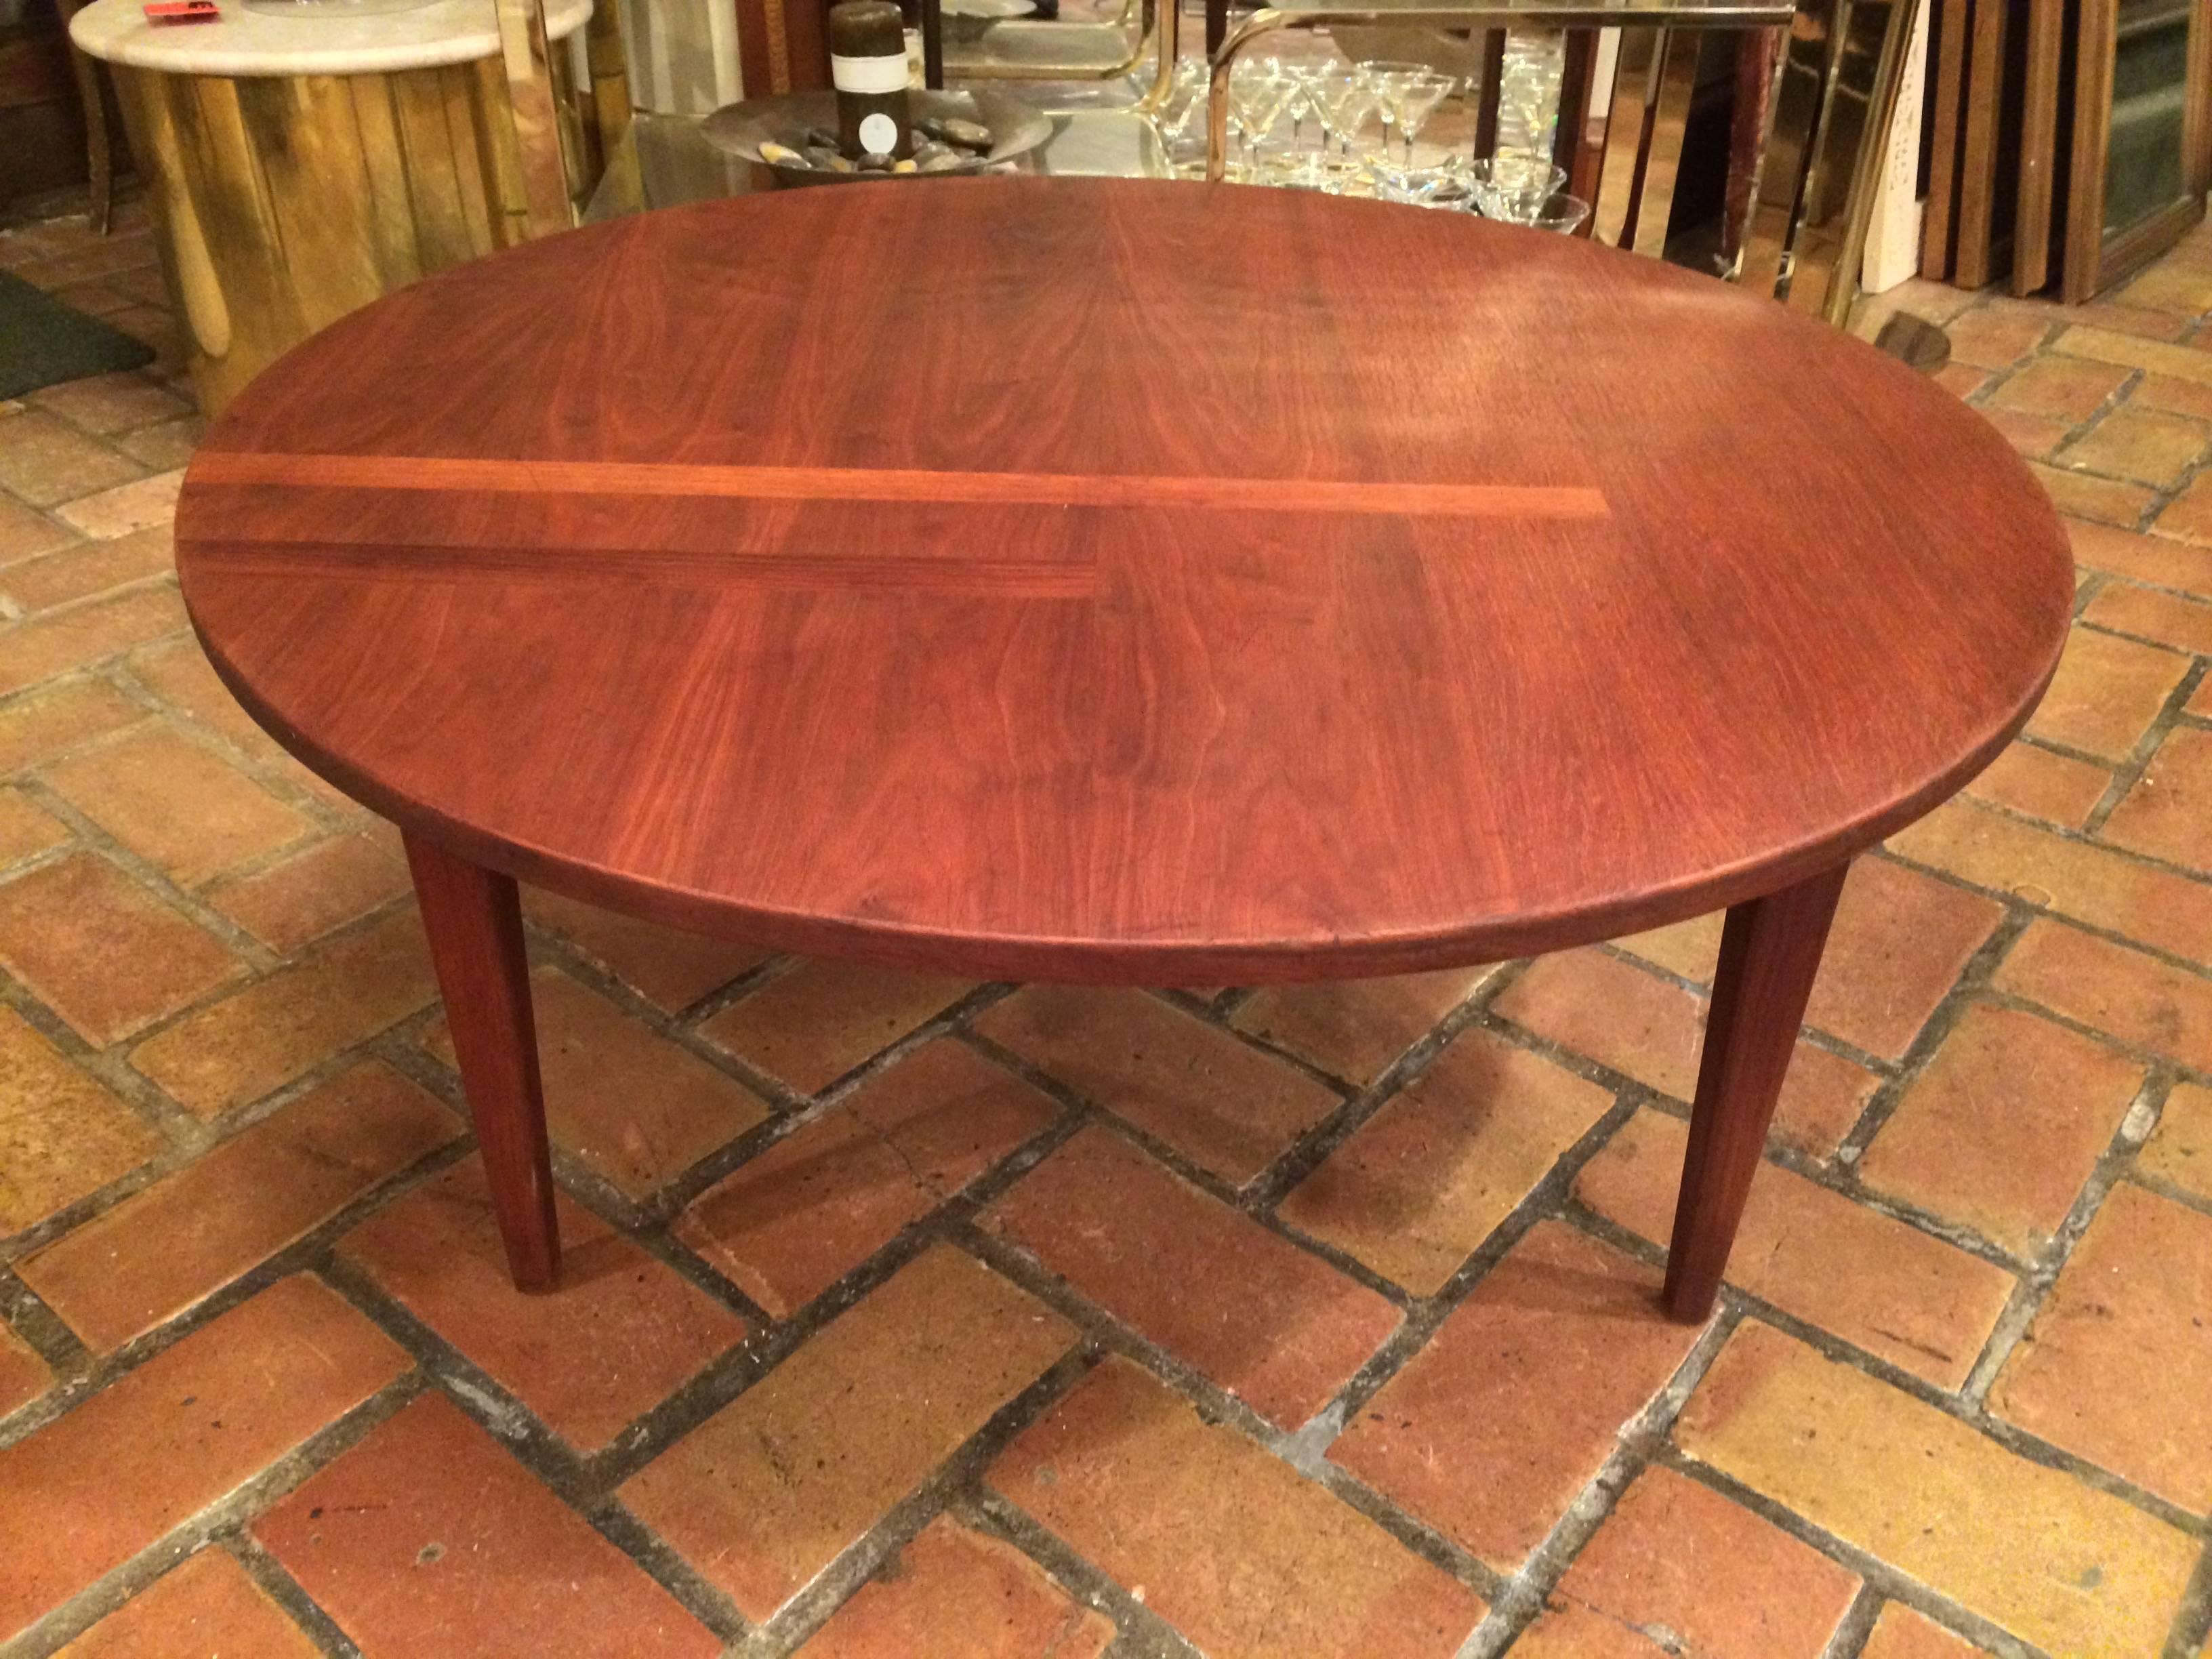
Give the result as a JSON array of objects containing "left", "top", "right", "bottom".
[{"left": 3, "top": 194, "right": 2211, "bottom": 1659}]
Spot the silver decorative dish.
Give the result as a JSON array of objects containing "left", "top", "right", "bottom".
[{"left": 701, "top": 88, "right": 1052, "bottom": 186}]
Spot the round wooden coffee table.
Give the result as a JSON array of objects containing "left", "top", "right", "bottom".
[{"left": 173, "top": 179, "right": 2072, "bottom": 1321}]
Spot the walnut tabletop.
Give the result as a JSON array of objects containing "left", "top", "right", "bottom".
[{"left": 173, "top": 178, "right": 2072, "bottom": 1313}]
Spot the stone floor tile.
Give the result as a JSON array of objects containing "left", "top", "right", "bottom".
[
  {"left": 699, "top": 958, "right": 971, "bottom": 1095},
  {"left": 2155, "top": 471, "right": 2212, "bottom": 545},
  {"left": 45, "top": 279, "right": 134, "bottom": 318},
  {"left": 258, "top": 1392, "right": 720, "bottom": 1659},
  {"left": 1994, "top": 919, "right": 2212, "bottom": 1071},
  {"left": 793, "top": 1516, "right": 1113, "bottom": 1659},
  {"left": 2068, "top": 516, "right": 2212, "bottom": 595},
  {"left": 987, "top": 1124, "right": 1399, "bottom": 1426},
  {"left": 523, "top": 884, "right": 770, "bottom": 1013},
  {"left": 1328, "top": 1221, "right": 1704, "bottom": 1570},
  {"left": 1982, "top": 409, "right": 2066, "bottom": 457},
  {"left": 131, "top": 908, "right": 434, "bottom": 1118},
  {"left": 0, "top": 789, "right": 67, "bottom": 865},
  {"left": 0, "top": 409, "right": 143, "bottom": 506},
  {"left": 2104, "top": 726, "right": 2212, "bottom": 872},
  {"left": 1886, "top": 798, "right": 2212, "bottom": 968},
  {"left": 2083, "top": 581, "right": 2212, "bottom": 654},
  {"left": 1229, "top": 964, "right": 1497, "bottom": 1084},
  {"left": 0, "top": 679, "right": 146, "bottom": 774},
  {"left": 342, "top": 1157, "right": 747, "bottom": 1452},
  {"left": 974, "top": 985, "right": 1340, "bottom": 1185},
  {"left": 1858, "top": 1603, "right": 1989, "bottom": 1658},
  {"left": 1507, "top": 1599, "right": 1671, "bottom": 1656},
  {"left": 45, "top": 724, "right": 313, "bottom": 886},
  {"left": 1491, "top": 948, "right": 1878, "bottom": 1151},
  {"left": 126, "top": 634, "right": 281, "bottom": 757},
  {"left": 1278, "top": 1029, "right": 1614, "bottom": 1294},
  {"left": 0, "top": 853, "right": 242, "bottom": 1044},
  {"left": 1576, "top": 1110, "right": 2013, "bottom": 1386},
  {"left": 427, "top": 967, "right": 766, "bottom": 1199},
  {"left": 1989, "top": 1184, "right": 2212, "bottom": 1512},
  {"left": 2193, "top": 677, "right": 2212, "bottom": 717},
  {"left": 1612, "top": 911, "right": 1723, "bottom": 983},
  {"left": 2141, "top": 1082, "right": 2212, "bottom": 1202},
  {"left": 206, "top": 830, "right": 411, "bottom": 951},
  {"left": 2133, "top": 372, "right": 2212, "bottom": 422},
  {"left": 26, "top": 373, "right": 190, "bottom": 438},
  {"left": 1947, "top": 308, "right": 2053, "bottom": 369},
  {"left": 1963, "top": 741, "right": 2113, "bottom": 827},
  {"left": 1676, "top": 1322, "right": 2198, "bottom": 1656},
  {"left": 0, "top": 523, "right": 171, "bottom": 612},
  {"left": 2027, "top": 462, "right": 2154, "bottom": 528},
  {"left": 1763, "top": 1042, "right": 1884, "bottom": 1155},
  {"left": 52, "top": 1548, "right": 320, "bottom": 1659},
  {"left": 2024, "top": 625, "right": 2192, "bottom": 761},
  {"left": 0, "top": 495, "right": 75, "bottom": 565},
  {"left": 0, "top": 586, "right": 188, "bottom": 697},
  {"left": 679, "top": 1038, "right": 1054, "bottom": 1317},
  {"left": 1987, "top": 355, "right": 2134, "bottom": 423},
  {"left": 2116, "top": 264, "right": 2212, "bottom": 315},
  {"left": 18, "top": 1061, "right": 456, "bottom": 1352},
  {"left": 52, "top": 468, "right": 180, "bottom": 541},
  {"left": 0, "top": 1323, "right": 55, "bottom": 1417},
  {"left": 621, "top": 1245, "right": 1076, "bottom": 1621},
  {"left": 0, "top": 1004, "right": 161, "bottom": 1233},
  {"left": 1544, "top": 1465, "right": 1858, "bottom": 1658},
  {"left": 2057, "top": 323, "right": 2212, "bottom": 388},
  {"left": 990, "top": 1355, "right": 1484, "bottom": 1659},
  {"left": 1934, "top": 362, "right": 1990, "bottom": 399},
  {"left": 1496, "top": 949, "right": 1702, "bottom": 1096},
  {"left": 2059, "top": 407, "right": 2212, "bottom": 486},
  {"left": 11, "top": 233, "right": 159, "bottom": 292},
  {"left": 1861, "top": 1004, "right": 2146, "bottom": 1256},
  {"left": 1811, "top": 857, "right": 2002, "bottom": 1060},
  {"left": 0, "top": 1275, "right": 409, "bottom": 1643},
  {"left": 112, "top": 417, "right": 201, "bottom": 473}
]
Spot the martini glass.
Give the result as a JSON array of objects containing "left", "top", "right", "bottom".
[
  {"left": 1310, "top": 69, "right": 1381, "bottom": 184},
  {"left": 1467, "top": 156, "right": 1567, "bottom": 221},
  {"left": 1355, "top": 61, "right": 1439, "bottom": 171},
  {"left": 1391, "top": 68, "right": 1455, "bottom": 168},
  {"left": 1228, "top": 57, "right": 1290, "bottom": 180}
]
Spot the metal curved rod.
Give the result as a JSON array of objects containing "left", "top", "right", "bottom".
[
  {"left": 1204, "top": 7, "right": 1288, "bottom": 178},
  {"left": 1136, "top": 0, "right": 1184, "bottom": 109}
]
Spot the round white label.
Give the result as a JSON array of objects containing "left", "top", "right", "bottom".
[{"left": 859, "top": 112, "right": 899, "bottom": 155}]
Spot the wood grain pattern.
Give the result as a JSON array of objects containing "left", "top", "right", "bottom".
[
  {"left": 1919, "top": 0, "right": 1967, "bottom": 278},
  {"left": 403, "top": 832, "right": 560, "bottom": 1290},
  {"left": 1663, "top": 863, "right": 1847, "bottom": 1319},
  {"left": 176, "top": 179, "right": 2073, "bottom": 987},
  {"left": 185, "top": 450, "right": 1613, "bottom": 518}
]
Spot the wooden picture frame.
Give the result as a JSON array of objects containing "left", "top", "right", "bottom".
[{"left": 2061, "top": 0, "right": 2212, "bottom": 300}]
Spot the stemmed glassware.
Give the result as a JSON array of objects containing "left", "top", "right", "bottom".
[
  {"left": 1227, "top": 57, "right": 1296, "bottom": 180},
  {"left": 1306, "top": 68, "right": 1380, "bottom": 186},
  {"left": 1388, "top": 68, "right": 1455, "bottom": 168}
]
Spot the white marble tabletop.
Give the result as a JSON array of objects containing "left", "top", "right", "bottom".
[{"left": 71, "top": 0, "right": 591, "bottom": 76}]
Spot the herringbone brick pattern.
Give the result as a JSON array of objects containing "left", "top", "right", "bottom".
[{"left": 2, "top": 197, "right": 2210, "bottom": 1658}]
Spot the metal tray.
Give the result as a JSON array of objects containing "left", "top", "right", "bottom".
[{"left": 701, "top": 88, "right": 1053, "bottom": 185}]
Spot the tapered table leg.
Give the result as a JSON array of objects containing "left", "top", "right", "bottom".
[
  {"left": 1662, "top": 862, "right": 1849, "bottom": 1322},
  {"left": 403, "top": 832, "right": 561, "bottom": 1290}
]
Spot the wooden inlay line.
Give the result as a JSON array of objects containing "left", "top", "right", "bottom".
[
  {"left": 190, "top": 451, "right": 1611, "bottom": 520},
  {"left": 186, "top": 539, "right": 1097, "bottom": 598}
]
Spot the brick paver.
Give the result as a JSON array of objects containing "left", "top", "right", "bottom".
[{"left": 2, "top": 199, "right": 2210, "bottom": 1658}]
